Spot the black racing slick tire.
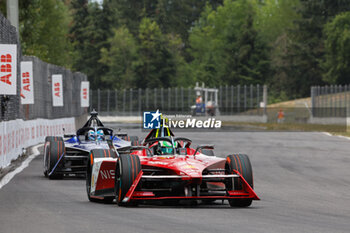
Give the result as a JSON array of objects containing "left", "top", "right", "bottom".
[
  {"left": 226, "top": 154, "right": 253, "bottom": 207},
  {"left": 119, "top": 135, "right": 128, "bottom": 141},
  {"left": 90, "top": 149, "right": 117, "bottom": 159},
  {"left": 122, "top": 135, "right": 139, "bottom": 146},
  {"left": 115, "top": 154, "right": 141, "bottom": 206},
  {"left": 86, "top": 152, "right": 95, "bottom": 202},
  {"left": 129, "top": 136, "right": 139, "bottom": 146},
  {"left": 44, "top": 136, "right": 64, "bottom": 179},
  {"left": 86, "top": 149, "right": 116, "bottom": 203},
  {"left": 44, "top": 136, "right": 57, "bottom": 177}
]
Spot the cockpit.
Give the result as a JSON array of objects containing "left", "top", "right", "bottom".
[
  {"left": 76, "top": 110, "right": 114, "bottom": 142},
  {"left": 144, "top": 137, "right": 192, "bottom": 156}
]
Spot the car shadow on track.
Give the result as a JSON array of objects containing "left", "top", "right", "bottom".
[
  {"left": 84, "top": 200, "right": 262, "bottom": 210},
  {"left": 36, "top": 175, "right": 86, "bottom": 180}
]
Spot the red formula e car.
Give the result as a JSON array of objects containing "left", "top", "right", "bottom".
[{"left": 86, "top": 137, "right": 259, "bottom": 207}]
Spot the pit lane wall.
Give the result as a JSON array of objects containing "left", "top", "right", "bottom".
[{"left": 0, "top": 117, "right": 75, "bottom": 169}]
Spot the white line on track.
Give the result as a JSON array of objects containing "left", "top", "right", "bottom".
[
  {"left": 337, "top": 135, "right": 350, "bottom": 140},
  {"left": 0, "top": 144, "right": 43, "bottom": 190},
  {"left": 321, "top": 132, "right": 333, "bottom": 137},
  {"left": 321, "top": 132, "right": 350, "bottom": 140}
]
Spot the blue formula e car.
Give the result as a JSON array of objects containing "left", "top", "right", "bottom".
[{"left": 43, "top": 110, "right": 139, "bottom": 179}]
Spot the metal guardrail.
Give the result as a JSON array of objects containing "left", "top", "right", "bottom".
[
  {"left": 311, "top": 85, "right": 350, "bottom": 117},
  {"left": 90, "top": 85, "right": 267, "bottom": 116}
]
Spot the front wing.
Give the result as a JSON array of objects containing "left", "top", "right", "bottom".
[{"left": 122, "top": 170, "right": 260, "bottom": 203}]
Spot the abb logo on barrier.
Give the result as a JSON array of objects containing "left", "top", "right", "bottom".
[
  {"left": 52, "top": 74, "right": 63, "bottom": 106},
  {"left": 20, "top": 61, "right": 34, "bottom": 104},
  {"left": 1, "top": 54, "right": 12, "bottom": 85},
  {"left": 80, "top": 81, "right": 89, "bottom": 107},
  {"left": 22, "top": 72, "right": 30, "bottom": 91},
  {"left": 0, "top": 44, "right": 17, "bottom": 95},
  {"left": 82, "top": 88, "right": 87, "bottom": 99},
  {"left": 54, "top": 82, "right": 60, "bottom": 97}
]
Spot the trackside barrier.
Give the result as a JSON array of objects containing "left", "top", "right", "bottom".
[{"left": 0, "top": 117, "right": 75, "bottom": 168}]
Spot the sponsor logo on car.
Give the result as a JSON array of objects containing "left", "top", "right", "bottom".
[{"left": 100, "top": 169, "right": 115, "bottom": 179}]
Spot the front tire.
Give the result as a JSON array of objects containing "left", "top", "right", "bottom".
[
  {"left": 115, "top": 154, "right": 141, "bottom": 206},
  {"left": 226, "top": 154, "right": 253, "bottom": 207},
  {"left": 44, "top": 136, "right": 64, "bottom": 179},
  {"left": 86, "top": 152, "right": 96, "bottom": 202}
]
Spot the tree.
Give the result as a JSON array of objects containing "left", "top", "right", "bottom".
[
  {"left": 99, "top": 27, "right": 138, "bottom": 89},
  {"left": 278, "top": 0, "right": 350, "bottom": 97},
  {"left": 108, "top": 0, "right": 149, "bottom": 35},
  {"left": 323, "top": 12, "right": 350, "bottom": 84},
  {"left": 0, "top": 2, "right": 6, "bottom": 16},
  {"left": 69, "top": 0, "right": 89, "bottom": 70},
  {"left": 254, "top": 0, "right": 301, "bottom": 43},
  {"left": 188, "top": 0, "right": 270, "bottom": 87},
  {"left": 134, "top": 18, "right": 176, "bottom": 88},
  {"left": 69, "top": 1, "right": 114, "bottom": 88},
  {"left": 155, "top": 0, "right": 222, "bottom": 42},
  {"left": 165, "top": 33, "right": 193, "bottom": 87},
  {"left": 19, "top": 0, "right": 73, "bottom": 67}
]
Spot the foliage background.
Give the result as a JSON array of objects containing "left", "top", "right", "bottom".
[{"left": 1, "top": 0, "right": 349, "bottom": 102}]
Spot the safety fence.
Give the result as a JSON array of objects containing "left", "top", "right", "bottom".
[
  {"left": 311, "top": 85, "right": 350, "bottom": 117},
  {"left": 21, "top": 56, "right": 88, "bottom": 120},
  {"left": 90, "top": 85, "right": 267, "bottom": 116},
  {"left": 0, "top": 13, "right": 87, "bottom": 168},
  {"left": 0, "top": 12, "right": 88, "bottom": 121},
  {"left": 0, "top": 12, "right": 21, "bottom": 121}
]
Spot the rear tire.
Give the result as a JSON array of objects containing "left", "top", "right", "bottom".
[
  {"left": 44, "top": 137, "right": 64, "bottom": 179},
  {"left": 129, "top": 136, "right": 139, "bottom": 146},
  {"left": 226, "top": 154, "right": 253, "bottom": 207},
  {"left": 119, "top": 135, "right": 128, "bottom": 141},
  {"left": 115, "top": 154, "right": 141, "bottom": 206},
  {"left": 43, "top": 136, "right": 55, "bottom": 177}
]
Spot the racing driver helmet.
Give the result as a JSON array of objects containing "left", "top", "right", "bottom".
[
  {"left": 96, "top": 129, "right": 105, "bottom": 141},
  {"left": 88, "top": 130, "right": 95, "bottom": 141},
  {"left": 158, "top": 140, "right": 177, "bottom": 155}
]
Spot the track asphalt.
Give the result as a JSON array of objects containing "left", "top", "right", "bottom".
[{"left": 0, "top": 127, "right": 349, "bottom": 233}]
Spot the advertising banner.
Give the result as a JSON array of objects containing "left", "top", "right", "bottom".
[
  {"left": 20, "top": 61, "right": 34, "bottom": 104},
  {"left": 0, "top": 117, "right": 75, "bottom": 168},
  {"left": 80, "top": 81, "right": 89, "bottom": 107},
  {"left": 0, "top": 44, "right": 17, "bottom": 95},
  {"left": 52, "top": 74, "right": 63, "bottom": 107}
]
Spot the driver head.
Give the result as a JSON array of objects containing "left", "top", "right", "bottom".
[
  {"left": 96, "top": 129, "right": 104, "bottom": 141},
  {"left": 88, "top": 130, "right": 95, "bottom": 141},
  {"left": 159, "top": 140, "right": 178, "bottom": 155}
]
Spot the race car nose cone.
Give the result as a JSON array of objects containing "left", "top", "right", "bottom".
[{"left": 181, "top": 165, "right": 202, "bottom": 179}]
